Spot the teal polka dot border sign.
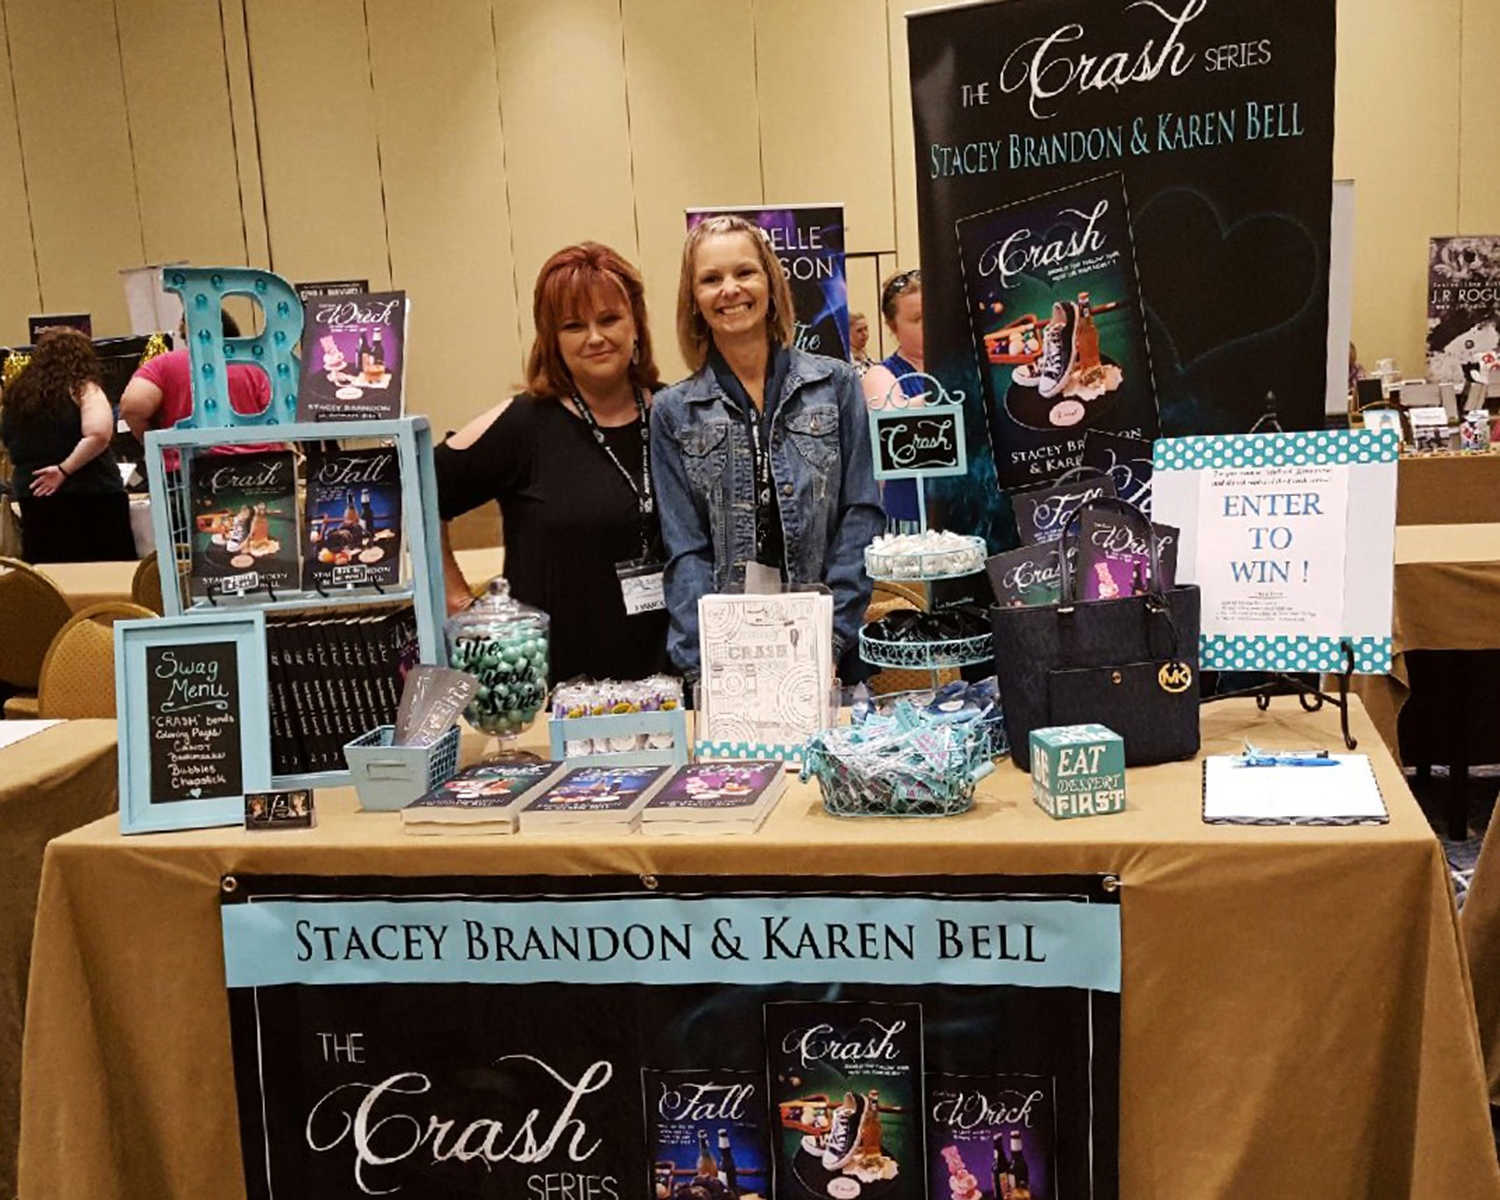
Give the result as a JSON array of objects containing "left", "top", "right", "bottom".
[
  {"left": 1200, "top": 635, "right": 1392, "bottom": 674},
  {"left": 1153, "top": 429, "right": 1399, "bottom": 471},
  {"left": 694, "top": 740, "right": 804, "bottom": 765}
]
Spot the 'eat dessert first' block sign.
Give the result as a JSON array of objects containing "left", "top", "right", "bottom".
[{"left": 1030, "top": 724, "right": 1126, "bottom": 819}]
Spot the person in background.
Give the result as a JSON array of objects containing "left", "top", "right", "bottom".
[
  {"left": 434, "top": 242, "right": 669, "bottom": 683},
  {"left": 849, "top": 311, "right": 874, "bottom": 376},
  {"left": 119, "top": 311, "right": 275, "bottom": 469},
  {"left": 651, "top": 214, "right": 884, "bottom": 683},
  {"left": 0, "top": 328, "right": 135, "bottom": 562},
  {"left": 861, "top": 269, "right": 925, "bottom": 531}
]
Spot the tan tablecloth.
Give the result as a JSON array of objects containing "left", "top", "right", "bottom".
[
  {"left": 1396, "top": 451, "right": 1500, "bottom": 526},
  {"left": 1352, "top": 523, "right": 1500, "bottom": 757},
  {"left": 35, "top": 560, "right": 137, "bottom": 612},
  {"left": 18, "top": 699, "right": 1499, "bottom": 1197},
  {"left": 34, "top": 549, "right": 502, "bottom": 616},
  {"left": 0, "top": 720, "right": 117, "bottom": 1200}
]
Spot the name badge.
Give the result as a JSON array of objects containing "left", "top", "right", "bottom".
[{"left": 617, "top": 559, "right": 666, "bottom": 616}]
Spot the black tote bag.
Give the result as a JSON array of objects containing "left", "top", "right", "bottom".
[{"left": 992, "top": 497, "right": 1201, "bottom": 770}]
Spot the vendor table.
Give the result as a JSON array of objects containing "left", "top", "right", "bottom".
[
  {"left": 1396, "top": 450, "right": 1500, "bottom": 526},
  {"left": 31, "top": 547, "right": 503, "bottom": 615},
  {"left": 35, "top": 559, "right": 137, "bottom": 611},
  {"left": 1464, "top": 825, "right": 1500, "bottom": 1107},
  {"left": 1353, "top": 522, "right": 1500, "bottom": 836},
  {"left": 18, "top": 698, "right": 1499, "bottom": 1198},
  {"left": 0, "top": 719, "right": 118, "bottom": 1200}
]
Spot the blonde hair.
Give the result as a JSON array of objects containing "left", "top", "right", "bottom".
[{"left": 676, "top": 215, "right": 796, "bottom": 371}]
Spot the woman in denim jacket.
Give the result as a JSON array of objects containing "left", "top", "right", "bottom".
[{"left": 650, "top": 215, "right": 885, "bottom": 681}]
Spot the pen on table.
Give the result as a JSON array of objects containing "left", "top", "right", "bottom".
[{"left": 1235, "top": 742, "right": 1337, "bottom": 767}]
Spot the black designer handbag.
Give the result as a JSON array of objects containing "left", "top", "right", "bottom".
[{"left": 991, "top": 497, "right": 1201, "bottom": 770}]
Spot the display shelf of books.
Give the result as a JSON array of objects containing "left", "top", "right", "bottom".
[{"left": 143, "top": 416, "right": 447, "bottom": 792}]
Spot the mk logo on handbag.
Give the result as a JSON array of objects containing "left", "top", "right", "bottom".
[{"left": 1157, "top": 661, "right": 1193, "bottom": 693}]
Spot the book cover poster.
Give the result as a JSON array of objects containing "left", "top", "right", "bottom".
[
  {"left": 302, "top": 446, "right": 402, "bottom": 590},
  {"left": 909, "top": 0, "right": 1335, "bottom": 550},
  {"left": 687, "top": 205, "right": 849, "bottom": 359},
  {"left": 297, "top": 290, "right": 407, "bottom": 421},
  {"left": 956, "top": 174, "right": 1158, "bottom": 491},
  {"left": 647, "top": 762, "right": 781, "bottom": 813},
  {"left": 927, "top": 1073, "right": 1056, "bottom": 1200},
  {"left": 765, "top": 1000, "right": 924, "bottom": 1200},
  {"left": 643, "top": 1068, "right": 769, "bottom": 1199},
  {"left": 189, "top": 450, "right": 298, "bottom": 597},
  {"left": 1426, "top": 236, "right": 1500, "bottom": 385}
]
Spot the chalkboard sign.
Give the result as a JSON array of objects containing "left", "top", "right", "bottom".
[
  {"left": 116, "top": 613, "right": 270, "bottom": 833},
  {"left": 146, "top": 641, "right": 242, "bottom": 803},
  {"left": 868, "top": 403, "right": 968, "bottom": 480}
]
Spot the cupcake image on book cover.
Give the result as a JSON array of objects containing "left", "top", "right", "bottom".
[
  {"left": 189, "top": 450, "right": 298, "bottom": 598},
  {"left": 927, "top": 1073, "right": 1056, "bottom": 1200},
  {"left": 765, "top": 1000, "right": 923, "bottom": 1200},
  {"left": 643, "top": 1068, "right": 769, "bottom": 1200},
  {"left": 301, "top": 446, "right": 402, "bottom": 590},
  {"left": 297, "top": 290, "right": 407, "bottom": 421},
  {"left": 955, "top": 173, "right": 1159, "bottom": 490}
]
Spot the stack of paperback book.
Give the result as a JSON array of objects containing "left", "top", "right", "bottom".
[
  {"left": 401, "top": 760, "right": 567, "bottom": 835},
  {"left": 266, "top": 607, "right": 418, "bottom": 776},
  {"left": 639, "top": 761, "right": 786, "bottom": 835}
]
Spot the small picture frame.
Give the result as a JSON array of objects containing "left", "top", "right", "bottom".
[
  {"left": 1361, "top": 407, "right": 1404, "bottom": 440},
  {"left": 115, "top": 612, "right": 271, "bottom": 834},
  {"left": 245, "top": 788, "right": 315, "bottom": 831}
]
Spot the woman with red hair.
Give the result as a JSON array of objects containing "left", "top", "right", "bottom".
[{"left": 435, "top": 242, "right": 668, "bottom": 683}]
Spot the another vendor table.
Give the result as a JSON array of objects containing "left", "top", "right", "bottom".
[
  {"left": 0, "top": 720, "right": 118, "bottom": 1200},
  {"left": 35, "top": 560, "right": 136, "bottom": 611},
  {"left": 31, "top": 547, "right": 504, "bottom": 615},
  {"left": 18, "top": 699, "right": 1499, "bottom": 1197},
  {"left": 1395, "top": 450, "right": 1500, "bottom": 526},
  {"left": 1353, "top": 522, "right": 1500, "bottom": 836}
]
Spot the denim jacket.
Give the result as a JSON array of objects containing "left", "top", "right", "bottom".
[{"left": 650, "top": 348, "right": 885, "bottom": 678}]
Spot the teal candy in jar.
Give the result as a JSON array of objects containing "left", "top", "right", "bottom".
[{"left": 444, "top": 578, "right": 551, "bottom": 738}]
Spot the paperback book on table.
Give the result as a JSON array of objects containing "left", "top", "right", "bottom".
[
  {"left": 402, "top": 760, "right": 568, "bottom": 835},
  {"left": 517, "top": 764, "right": 673, "bottom": 834},
  {"left": 640, "top": 760, "right": 786, "bottom": 835}
]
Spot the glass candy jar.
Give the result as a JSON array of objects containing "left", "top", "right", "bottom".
[{"left": 445, "top": 578, "right": 551, "bottom": 737}]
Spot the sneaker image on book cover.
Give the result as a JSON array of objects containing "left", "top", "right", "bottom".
[
  {"left": 1035, "top": 301, "right": 1078, "bottom": 400},
  {"left": 822, "top": 1091, "right": 868, "bottom": 1172}
]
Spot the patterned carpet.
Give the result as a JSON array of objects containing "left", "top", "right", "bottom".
[{"left": 1412, "top": 764, "right": 1497, "bottom": 910}]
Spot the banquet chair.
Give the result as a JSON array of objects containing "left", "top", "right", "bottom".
[
  {"left": 36, "top": 601, "right": 155, "bottom": 719},
  {"left": 0, "top": 556, "right": 72, "bottom": 717},
  {"left": 131, "top": 551, "right": 163, "bottom": 614}
]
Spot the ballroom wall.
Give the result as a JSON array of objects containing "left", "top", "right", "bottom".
[{"left": 0, "top": 0, "right": 1493, "bottom": 438}]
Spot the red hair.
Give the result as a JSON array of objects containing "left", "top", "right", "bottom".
[{"left": 526, "top": 242, "right": 660, "bottom": 399}]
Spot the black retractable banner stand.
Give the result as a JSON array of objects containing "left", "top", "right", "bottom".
[{"left": 908, "top": 0, "right": 1336, "bottom": 546}]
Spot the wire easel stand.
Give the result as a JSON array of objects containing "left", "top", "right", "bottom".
[{"left": 1200, "top": 640, "right": 1357, "bottom": 751}]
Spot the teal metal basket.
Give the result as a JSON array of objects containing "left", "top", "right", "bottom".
[
  {"left": 802, "top": 722, "right": 989, "bottom": 818},
  {"left": 343, "top": 724, "right": 460, "bottom": 811}
]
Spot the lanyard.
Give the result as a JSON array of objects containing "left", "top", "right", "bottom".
[
  {"left": 572, "top": 389, "right": 654, "bottom": 559},
  {"left": 742, "top": 402, "right": 775, "bottom": 561}
]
